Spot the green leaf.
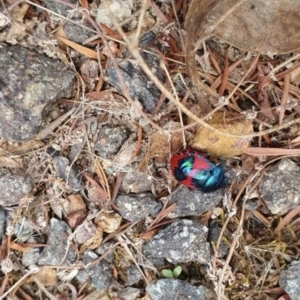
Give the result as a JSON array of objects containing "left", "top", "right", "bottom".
[
  {"left": 162, "top": 269, "right": 174, "bottom": 278},
  {"left": 173, "top": 266, "right": 182, "bottom": 278}
]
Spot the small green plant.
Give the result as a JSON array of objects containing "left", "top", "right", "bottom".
[{"left": 161, "top": 266, "right": 182, "bottom": 278}]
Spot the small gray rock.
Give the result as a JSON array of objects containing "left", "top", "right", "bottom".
[
  {"left": 146, "top": 278, "right": 209, "bottom": 300},
  {"left": 95, "top": 125, "right": 128, "bottom": 159},
  {"left": 53, "top": 156, "right": 83, "bottom": 191},
  {"left": 43, "top": 0, "right": 77, "bottom": 17},
  {"left": 63, "top": 20, "right": 94, "bottom": 44},
  {"left": 279, "top": 260, "right": 300, "bottom": 300},
  {"left": 0, "top": 43, "right": 75, "bottom": 141},
  {"left": 121, "top": 172, "right": 153, "bottom": 194},
  {"left": 259, "top": 159, "right": 300, "bottom": 215},
  {"left": 143, "top": 219, "right": 210, "bottom": 265},
  {"left": 106, "top": 57, "right": 163, "bottom": 113},
  {"left": 0, "top": 173, "right": 32, "bottom": 206},
  {"left": 12, "top": 216, "right": 34, "bottom": 242},
  {"left": 38, "top": 218, "right": 76, "bottom": 265},
  {"left": 83, "top": 250, "right": 112, "bottom": 292},
  {"left": 118, "top": 287, "right": 141, "bottom": 300},
  {"left": 95, "top": 241, "right": 115, "bottom": 263},
  {"left": 22, "top": 237, "right": 40, "bottom": 266},
  {"left": 116, "top": 193, "right": 162, "bottom": 222},
  {"left": 208, "top": 223, "right": 229, "bottom": 258},
  {"left": 169, "top": 186, "right": 223, "bottom": 218},
  {"left": 76, "top": 269, "right": 90, "bottom": 284},
  {"left": 125, "top": 264, "right": 143, "bottom": 286}
]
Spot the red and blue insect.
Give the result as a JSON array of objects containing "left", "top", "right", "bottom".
[{"left": 170, "top": 149, "right": 227, "bottom": 192}]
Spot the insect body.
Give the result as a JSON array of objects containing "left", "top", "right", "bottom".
[{"left": 170, "top": 149, "right": 227, "bottom": 192}]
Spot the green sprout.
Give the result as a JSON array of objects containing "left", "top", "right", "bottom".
[{"left": 161, "top": 266, "right": 182, "bottom": 278}]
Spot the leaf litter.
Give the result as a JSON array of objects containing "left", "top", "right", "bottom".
[{"left": 0, "top": 0, "right": 300, "bottom": 299}]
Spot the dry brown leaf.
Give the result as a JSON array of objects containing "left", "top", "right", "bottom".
[
  {"left": 6, "top": 140, "right": 45, "bottom": 155},
  {"left": 86, "top": 183, "right": 107, "bottom": 204},
  {"left": 80, "top": 227, "right": 103, "bottom": 253},
  {"left": 191, "top": 110, "right": 253, "bottom": 158},
  {"left": 113, "top": 135, "right": 136, "bottom": 166},
  {"left": 0, "top": 156, "right": 21, "bottom": 168},
  {"left": 186, "top": 0, "right": 300, "bottom": 55},
  {"left": 30, "top": 267, "right": 57, "bottom": 287},
  {"left": 55, "top": 34, "right": 105, "bottom": 60},
  {"left": 84, "top": 172, "right": 108, "bottom": 203},
  {"left": 94, "top": 212, "right": 122, "bottom": 233},
  {"left": 65, "top": 194, "right": 87, "bottom": 227},
  {"left": 67, "top": 194, "right": 86, "bottom": 214},
  {"left": 139, "top": 229, "right": 159, "bottom": 240},
  {"left": 86, "top": 90, "right": 114, "bottom": 101},
  {"left": 67, "top": 210, "right": 86, "bottom": 228},
  {"left": 185, "top": 0, "right": 300, "bottom": 96},
  {"left": 9, "top": 242, "right": 33, "bottom": 252}
]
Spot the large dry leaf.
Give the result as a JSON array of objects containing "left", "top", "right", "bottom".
[
  {"left": 186, "top": 0, "right": 300, "bottom": 54},
  {"left": 191, "top": 111, "right": 253, "bottom": 158},
  {"left": 186, "top": 0, "right": 300, "bottom": 89}
]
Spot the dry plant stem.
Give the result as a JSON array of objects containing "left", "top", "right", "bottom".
[
  {"left": 215, "top": 155, "right": 291, "bottom": 299},
  {"left": 226, "top": 54, "right": 260, "bottom": 101},
  {"left": 216, "top": 178, "right": 260, "bottom": 300},
  {"left": 212, "top": 57, "right": 244, "bottom": 90},
  {"left": 95, "top": 158, "right": 112, "bottom": 202},
  {"left": 171, "top": 0, "right": 186, "bottom": 55},
  {"left": 209, "top": 50, "right": 222, "bottom": 74},
  {"left": 218, "top": 50, "right": 229, "bottom": 95},
  {"left": 243, "top": 147, "right": 300, "bottom": 156},
  {"left": 32, "top": 277, "right": 58, "bottom": 300},
  {"left": 275, "top": 205, "right": 300, "bottom": 233},
  {"left": 151, "top": 81, "right": 169, "bottom": 117},
  {"left": 0, "top": 268, "right": 39, "bottom": 300},
  {"left": 270, "top": 53, "right": 300, "bottom": 75},
  {"left": 276, "top": 61, "right": 300, "bottom": 80},
  {"left": 279, "top": 74, "right": 290, "bottom": 125},
  {"left": 251, "top": 210, "right": 271, "bottom": 227},
  {"left": 36, "top": 108, "right": 76, "bottom": 140},
  {"left": 146, "top": 202, "right": 176, "bottom": 230},
  {"left": 117, "top": 234, "right": 148, "bottom": 282},
  {"left": 149, "top": 0, "right": 169, "bottom": 23},
  {"left": 111, "top": 172, "right": 126, "bottom": 207},
  {"left": 80, "top": 10, "right": 164, "bottom": 133},
  {"left": 15, "top": 287, "right": 32, "bottom": 300},
  {"left": 0, "top": 275, "right": 8, "bottom": 297},
  {"left": 212, "top": 178, "right": 250, "bottom": 276},
  {"left": 162, "top": 63, "right": 187, "bottom": 148},
  {"left": 130, "top": 125, "right": 143, "bottom": 162}
]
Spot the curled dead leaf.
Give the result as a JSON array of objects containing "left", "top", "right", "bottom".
[
  {"left": 185, "top": 0, "right": 300, "bottom": 94},
  {"left": 95, "top": 212, "right": 122, "bottom": 233},
  {"left": 191, "top": 111, "right": 253, "bottom": 158}
]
